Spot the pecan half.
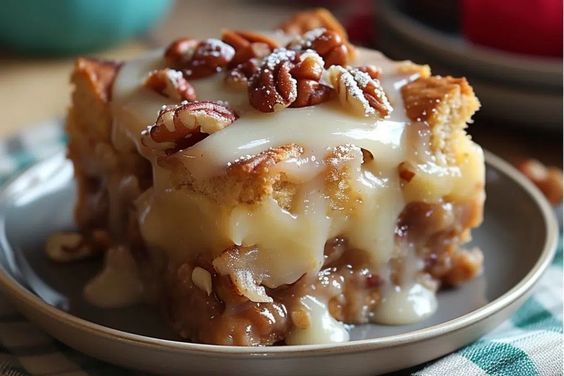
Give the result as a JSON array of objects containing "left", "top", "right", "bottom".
[
  {"left": 228, "top": 143, "right": 304, "bottom": 176},
  {"left": 248, "top": 49, "right": 332, "bottom": 112},
  {"left": 398, "top": 161, "right": 416, "bottom": 183},
  {"left": 248, "top": 49, "right": 297, "bottom": 112},
  {"left": 326, "top": 65, "right": 392, "bottom": 118},
  {"left": 144, "top": 68, "right": 196, "bottom": 102},
  {"left": 290, "top": 50, "right": 333, "bottom": 107},
  {"left": 221, "top": 30, "right": 279, "bottom": 67},
  {"left": 164, "top": 37, "right": 199, "bottom": 66},
  {"left": 280, "top": 8, "right": 355, "bottom": 60},
  {"left": 280, "top": 8, "right": 348, "bottom": 41},
  {"left": 287, "top": 28, "right": 352, "bottom": 67},
  {"left": 142, "top": 101, "right": 238, "bottom": 153},
  {"left": 225, "top": 58, "right": 262, "bottom": 90},
  {"left": 292, "top": 79, "right": 333, "bottom": 108},
  {"left": 164, "top": 37, "right": 235, "bottom": 79},
  {"left": 357, "top": 65, "right": 382, "bottom": 79}
]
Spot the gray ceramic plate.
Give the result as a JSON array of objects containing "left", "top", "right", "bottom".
[{"left": 0, "top": 152, "right": 557, "bottom": 376}]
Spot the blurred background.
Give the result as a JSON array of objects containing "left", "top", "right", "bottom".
[{"left": 0, "top": 0, "right": 562, "bottom": 167}]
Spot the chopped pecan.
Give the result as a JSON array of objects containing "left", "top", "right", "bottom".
[
  {"left": 286, "top": 28, "right": 352, "bottom": 67},
  {"left": 144, "top": 68, "right": 196, "bottom": 101},
  {"left": 228, "top": 144, "right": 304, "bottom": 176},
  {"left": 517, "top": 159, "right": 563, "bottom": 204},
  {"left": 292, "top": 79, "right": 333, "bottom": 108},
  {"left": 225, "top": 58, "right": 262, "bottom": 90},
  {"left": 326, "top": 65, "right": 393, "bottom": 118},
  {"left": 280, "top": 8, "right": 348, "bottom": 41},
  {"left": 248, "top": 49, "right": 332, "bottom": 112},
  {"left": 191, "top": 266, "right": 213, "bottom": 295},
  {"left": 280, "top": 8, "right": 355, "bottom": 60},
  {"left": 361, "top": 148, "right": 374, "bottom": 164},
  {"left": 142, "top": 100, "right": 238, "bottom": 153},
  {"left": 290, "top": 51, "right": 333, "bottom": 107},
  {"left": 212, "top": 246, "right": 273, "bottom": 303},
  {"left": 164, "top": 37, "right": 235, "bottom": 79},
  {"left": 164, "top": 37, "right": 199, "bottom": 65},
  {"left": 221, "top": 30, "right": 279, "bottom": 67},
  {"left": 357, "top": 65, "right": 382, "bottom": 79},
  {"left": 398, "top": 161, "right": 416, "bottom": 183}
]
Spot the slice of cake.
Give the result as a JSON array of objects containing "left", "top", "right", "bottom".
[{"left": 57, "top": 9, "right": 485, "bottom": 346}]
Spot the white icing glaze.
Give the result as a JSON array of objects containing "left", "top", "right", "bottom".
[
  {"left": 119, "top": 47, "right": 425, "bottom": 288},
  {"left": 372, "top": 283, "right": 437, "bottom": 325},
  {"left": 173, "top": 103, "right": 406, "bottom": 179},
  {"left": 286, "top": 295, "right": 350, "bottom": 345},
  {"left": 112, "top": 48, "right": 413, "bottom": 159},
  {"left": 111, "top": 50, "right": 168, "bottom": 153},
  {"left": 84, "top": 246, "right": 144, "bottom": 308}
]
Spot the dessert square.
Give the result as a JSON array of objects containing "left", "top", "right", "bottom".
[{"left": 57, "top": 9, "right": 485, "bottom": 346}]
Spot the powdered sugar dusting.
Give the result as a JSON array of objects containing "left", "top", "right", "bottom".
[
  {"left": 326, "top": 65, "right": 393, "bottom": 118},
  {"left": 202, "top": 38, "right": 235, "bottom": 60},
  {"left": 287, "top": 27, "right": 326, "bottom": 50},
  {"left": 299, "top": 49, "right": 325, "bottom": 67},
  {"left": 263, "top": 48, "right": 297, "bottom": 70},
  {"left": 163, "top": 69, "right": 185, "bottom": 98}
]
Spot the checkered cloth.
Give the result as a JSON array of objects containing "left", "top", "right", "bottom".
[{"left": 0, "top": 121, "right": 562, "bottom": 376}]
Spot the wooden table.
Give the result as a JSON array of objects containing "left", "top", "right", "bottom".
[{"left": 0, "top": 0, "right": 561, "bottom": 167}]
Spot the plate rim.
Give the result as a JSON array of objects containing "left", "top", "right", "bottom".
[
  {"left": 0, "top": 150, "right": 557, "bottom": 357},
  {"left": 377, "top": 0, "right": 562, "bottom": 88}
]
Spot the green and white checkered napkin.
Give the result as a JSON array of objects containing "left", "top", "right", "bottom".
[{"left": 0, "top": 121, "right": 562, "bottom": 376}]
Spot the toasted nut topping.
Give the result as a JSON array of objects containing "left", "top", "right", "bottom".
[
  {"left": 357, "top": 65, "right": 382, "bottom": 79},
  {"left": 517, "top": 159, "right": 563, "bottom": 204},
  {"left": 326, "top": 65, "right": 393, "bottom": 118},
  {"left": 361, "top": 148, "right": 374, "bottom": 164},
  {"left": 46, "top": 232, "right": 96, "bottom": 263},
  {"left": 280, "top": 8, "right": 356, "bottom": 60},
  {"left": 213, "top": 246, "right": 273, "bottom": 303},
  {"left": 290, "top": 50, "right": 334, "bottom": 107},
  {"left": 164, "top": 37, "right": 235, "bottom": 79},
  {"left": 248, "top": 49, "right": 297, "bottom": 112},
  {"left": 292, "top": 79, "right": 333, "bottom": 108},
  {"left": 280, "top": 8, "right": 348, "bottom": 42},
  {"left": 225, "top": 58, "right": 262, "bottom": 90},
  {"left": 142, "top": 100, "right": 238, "bottom": 153},
  {"left": 227, "top": 144, "right": 304, "bottom": 176},
  {"left": 164, "top": 37, "right": 199, "bottom": 65},
  {"left": 191, "top": 266, "right": 213, "bottom": 295},
  {"left": 398, "top": 161, "right": 416, "bottom": 183},
  {"left": 248, "top": 49, "right": 333, "bottom": 112},
  {"left": 287, "top": 28, "right": 352, "bottom": 67},
  {"left": 221, "top": 30, "right": 279, "bottom": 67},
  {"left": 144, "top": 68, "right": 196, "bottom": 102}
]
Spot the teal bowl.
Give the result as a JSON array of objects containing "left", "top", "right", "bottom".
[{"left": 0, "top": 0, "right": 173, "bottom": 55}]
